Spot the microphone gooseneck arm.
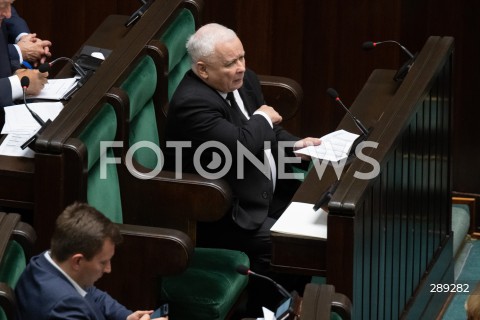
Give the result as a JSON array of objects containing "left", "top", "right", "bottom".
[
  {"left": 20, "top": 76, "right": 45, "bottom": 126},
  {"left": 236, "top": 265, "right": 292, "bottom": 299},
  {"left": 250, "top": 270, "right": 292, "bottom": 299},
  {"left": 326, "top": 88, "right": 369, "bottom": 136},
  {"left": 362, "top": 40, "right": 414, "bottom": 59},
  {"left": 49, "top": 57, "right": 87, "bottom": 78}
]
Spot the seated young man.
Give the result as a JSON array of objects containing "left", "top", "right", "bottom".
[{"left": 15, "top": 202, "right": 167, "bottom": 320}]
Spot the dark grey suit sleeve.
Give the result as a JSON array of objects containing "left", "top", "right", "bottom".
[
  {"left": 0, "top": 77, "right": 14, "bottom": 107},
  {"left": 5, "top": 7, "right": 30, "bottom": 69},
  {"left": 5, "top": 7, "right": 30, "bottom": 43}
]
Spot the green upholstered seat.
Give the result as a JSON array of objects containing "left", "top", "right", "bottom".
[
  {"left": 158, "top": 8, "right": 196, "bottom": 102},
  {"left": 78, "top": 103, "right": 123, "bottom": 223},
  {"left": 161, "top": 248, "right": 249, "bottom": 320},
  {"left": 0, "top": 240, "right": 25, "bottom": 320},
  {"left": 0, "top": 241, "right": 25, "bottom": 290}
]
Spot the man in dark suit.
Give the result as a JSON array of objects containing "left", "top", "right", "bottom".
[
  {"left": 164, "top": 23, "right": 320, "bottom": 300},
  {"left": 5, "top": 6, "right": 52, "bottom": 69},
  {"left": 15, "top": 202, "right": 166, "bottom": 320},
  {"left": 0, "top": 2, "right": 47, "bottom": 108}
]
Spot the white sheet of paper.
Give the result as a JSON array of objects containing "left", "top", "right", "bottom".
[
  {"left": 0, "top": 131, "right": 35, "bottom": 158},
  {"left": 270, "top": 202, "right": 328, "bottom": 239},
  {"left": 0, "top": 101, "right": 64, "bottom": 158},
  {"left": 2, "top": 102, "right": 63, "bottom": 134},
  {"left": 30, "top": 78, "right": 78, "bottom": 100},
  {"left": 295, "top": 129, "right": 359, "bottom": 162},
  {"left": 256, "top": 307, "right": 276, "bottom": 320}
]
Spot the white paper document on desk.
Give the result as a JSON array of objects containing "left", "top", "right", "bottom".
[
  {"left": 30, "top": 78, "right": 77, "bottom": 100},
  {"left": 295, "top": 129, "right": 359, "bottom": 162},
  {"left": 270, "top": 202, "right": 328, "bottom": 239},
  {"left": 2, "top": 102, "right": 63, "bottom": 134},
  {"left": 0, "top": 102, "right": 64, "bottom": 158}
]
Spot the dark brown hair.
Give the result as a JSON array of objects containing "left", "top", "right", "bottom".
[{"left": 50, "top": 202, "right": 122, "bottom": 262}]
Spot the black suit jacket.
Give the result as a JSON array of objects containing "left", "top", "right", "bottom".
[
  {"left": 5, "top": 7, "right": 30, "bottom": 69},
  {"left": 0, "top": 23, "right": 14, "bottom": 108},
  {"left": 165, "top": 69, "right": 300, "bottom": 230}
]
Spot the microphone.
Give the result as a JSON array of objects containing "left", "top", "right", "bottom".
[
  {"left": 362, "top": 40, "right": 416, "bottom": 82},
  {"left": 42, "top": 57, "right": 92, "bottom": 100},
  {"left": 362, "top": 40, "right": 414, "bottom": 59},
  {"left": 48, "top": 57, "right": 87, "bottom": 78},
  {"left": 236, "top": 265, "right": 292, "bottom": 299},
  {"left": 312, "top": 179, "right": 339, "bottom": 211},
  {"left": 38, "top": 62, "right": 51, "bottom": 73},
  {"left": 19, "top": 76, "right": 51, "bottom": 150},
  {"left": 125, "top": 0, "right": 153, "bottom": 27},
  {"left": 20, "top": 77, "right": 45, "bottom": 126},
  {"left": 326, "top": 88, "right": 369, "bottom": 136}
]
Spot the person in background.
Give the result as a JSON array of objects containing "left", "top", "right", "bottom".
[
  {"left": 466, "top": 282, "right": 480, "bottom": 320},
  {"left": 0, "top": 0, "right": 48, "bottom": 108},
  {"left": 5, "top": 6, "right": 52, "bottom": 68},
  {"left": 15, "top": 202, "right": 167, "bottom": 320}
]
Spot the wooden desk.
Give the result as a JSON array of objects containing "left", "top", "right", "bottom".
[
  {"left": 270, "top": 36, "right": 455, "bottom": 319},
  {"left": 271, "top": 69, "right": 399, "bottom": 276}
]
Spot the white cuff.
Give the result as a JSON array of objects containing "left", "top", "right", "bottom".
[
  {"left": 9, "top": 75, "right": 23, "bottom": 101},
  {"left": 253, "top": 110, "right": 273, "bottom": 128},
  {"left": 13, "top": 44, "right": 23, "bottom": 63},
  {"left": 15, "top": 32, "right": 28, "bottom": 44}
]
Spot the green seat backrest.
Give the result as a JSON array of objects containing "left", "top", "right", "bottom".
[
  {"left": 0, "top": 240, "right": 26, "bottom": 320},
  {"left": 120, "top": 9, "right": 195, "bottom": 171},
  {"left": 120, "top": 56, "right": 160, "bottom": 169},
  {"left": 78, "top": 103, "right": 123, "bottom": 223},
  {"left": 159, "top": 8, "right": 196, "bottom": 101}
]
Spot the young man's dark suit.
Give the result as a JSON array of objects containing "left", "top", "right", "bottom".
[
  {"left": 165, "top": 68, "right": 304, "bottom": 269},
  {"left": 15, "top": 252, "right": 132, "bottom": 319}
]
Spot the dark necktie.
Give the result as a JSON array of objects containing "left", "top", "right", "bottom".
[{"left": 226, "top": 91, "right": 248, "bottom": 122}]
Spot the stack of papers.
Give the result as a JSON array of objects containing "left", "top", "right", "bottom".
[
  {"left": 31, "top": 78, "right": 78, "bottom": 100},
  {"left": 295, "top": 129, "right": 360, "bottom": 162},
  {"left": 0, "top": 102, "right": 64, "bottom": 158},
  {"left": 270, "top": 202, "right": 328, "bottom": 239}
]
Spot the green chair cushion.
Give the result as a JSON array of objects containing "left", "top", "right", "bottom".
[
  {"left": 0, "top": 240, "right": 26, "bottom": 320},
  {"left": 120, "top": 56, "right": 157, "bottom": 121},
  {"left": 159, "top": 9, "right": 195, "bottom": 73},
  {"left": 159, "top": 9, "right": 195, "bottom": 101},
  {"left": 167, "top": 54, "right": 191, "bottom": 101},
  {"left": 120, "top": 55, "right": 160, "bottom": 169},
  {"left": 78, "top": 104, "right": 123, "bottom": 223},
  {"left": 0, "top": 240, "right": 25, "bottom": 288},
  {"left": 78, "top": 104, "right": 117, "bottom": 171},
  {"left": 161, "top": 248, "right": 250, "bottom": 320},
  {"left": 86, "top": 148, "right": 123, "bottom": 223},
  {"left": 128, "top": 99, "right": 161, "bottom": 169}
]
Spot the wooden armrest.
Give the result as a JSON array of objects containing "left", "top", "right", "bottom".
[
  {"left": 96, "top": 223, "right": 194, "bottom": 310},
  {"left": 117, "top": 223, "right": 194, "bottom": 275},
  {"left": 119, "top": 162, "right": 232, "bottom": 225},
  {"left": 301, "top": 283, "right": 352, "bottom": 320},
  {"left": 0, "top": 282, "right": 16, "bottom": 320},
  {"left": 12, "top": 221, "right": 37, "bottom": 259},
  {"left": 259, "top": 75, "right": 303, "bottom": 121},
  {"left": 0, "top": 213, "right": 20, "bottom": 260},
  {"left": 332, "top": 292, "right": 353, "bottom": 320}
]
